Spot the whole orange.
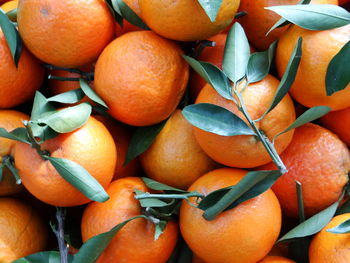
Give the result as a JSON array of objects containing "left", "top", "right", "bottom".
[
  {"left": 14, "top": 116, "right": 117, "bottom": 207},
  {"left": 139, "top": 0, "right": 240, "bottom": 41},
  {"left": 0, "top": 110, "right": 29, "bottom": 196},
  {"left": 180, "top": 168, "right": 282, "bottom": 263},
  {"left": 260, "top": 123, "right": 350, "bottom": 218},
  {"left": 0, "top": 0, "right": 18, "bottom": 12},
  {"left": 17, "top": 0, "right": 115, "bottom": 68},
  {"left": 276, "top": 24, "right": 350, "bottom": 110},
  {"left": 140, "top": 110, "right": 216, "bottom": 190},
  {"left": 193, "top": 75, "right": 296, "bottom": 168},
  {"left": 81, "top": 177, "right": 178, "bottom": 263},
  {"left": 94, "top": 31, "right": 189, "bottom": 126},
  {"left": 0, "top": 198, "right": 47, "bottom": 262},
  {"left": 309, "top": 213, "right": 350, "bottom": 262}
]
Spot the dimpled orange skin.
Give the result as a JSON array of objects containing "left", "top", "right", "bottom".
[
  {"left": 0, "top": 198, "right": 47, "bottom": 262},
  {"left": 258, "top": 256, "right": 296, "bottom": 263},
  {"left": 237, "top": 0, "right": 338, "bottom": 51},
  {"left": 94, "top": 31, "right": 189, "bottom": 127},
  {"left": 14, "top": 116, "right": 117, "bottom": 207},
  {"left": 260, "top": 124, "right": 350, "bottom": 218},
  {"left": 139, "top": 0, "right": 240, "bottom": 41},
  {"left": 180, "top": 168, "right": 282, "bottom": 263},
  {"left": 276, "top": 24, "right": 350, "bottom": 111},
  {"left": 17, "top": 0, "right": 115, "bottom": 68},
  {"left": 81, "top": 177, "right": 178, "bottom": 263},
  {"left": 194, "top": 75, "right": 296, "bottom": 168},
  {"left": 0, "top": 31, "right": 44, "bottom": 109},
  {"left": 309, "top": 213, "right": 350, "bottom": 262}
]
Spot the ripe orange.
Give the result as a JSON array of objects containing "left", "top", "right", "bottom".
[
  {"left": 81, "top": 177, "right": 178, "bottom": 263},
  {"left": 94, "top": 31, "right": 189, "bottom": 126},
  {"left": 193, "top": 75, "right": 296, "bottom": 168},
  {"left": 237, "top": 0, "right": 338, "bottom": 51},
  {"left": 260, "top": 123, "right": 350, "bottom": 218},
  {"left": 0, "top": 110, "right": 29, "bottom": 196},
  {"left": 0, "top": 198, "right": 47, "bottom": 262},
  {"left": 139, "top": 0, "right": 240, "bottom": 41},
  {"left": 258, "top": 256, "right": 296, "bottom": 263},
  {"left": 14, "top": 116, "right": 117, "bottom": 207},
  {"left": 0, "top": 30, "right": 44, "bottom": 109},
  {"left": 309, "top": 213, "right": 350, "bottom": 262},
  {"left": 17, "top": 0, "right": 115, "bottom": 68},
  {"left": 0, "top": 0, "right": 17, "bottom": 12},
  {"left": 180, "top": 168, "right": 282, "bottom": 263},
  {"left": 140, "top": 110, "right": 216, "bottom": 190},
  {"left": 276, "top": 24, "right": 350, "bottom": 111}
]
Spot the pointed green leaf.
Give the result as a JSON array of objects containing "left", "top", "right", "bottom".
[
  {"left": 46, "top": 156, "right": 109, "bottom": 203},
  {"left": 326, "top": 40, "right": 350, "bottom": 96},
  {"left": 327, "top": 218, "right": 350, "bottom": 234},
  {"left": 141, "top": 177, "right": 187, "bottom": 193},
  {"left": 3, "top": 157, "right": 21, "bottom": 184},
  {"left": 113, "top": 0, "right": 149, "bottom": 30},
  {"left": 154, "top": 220, "right": 167, "bottom": 240},
  {"left": 13, "top": 251, "right": 73, "bottom": 263},
  {"left": 105, "top": 0, "right": 123, "bottom": 25},
  {"left": 79, "top": 79, "right": 108, "bottom": 108},
  {"left": 197, "top": 0, "right": 223, "bottom": 22},
  {"left": 31, "top": 91, "right": 56, "bottom": 121},
  {"left": 134, "top": 189, "right": 170, "bottom": 208},
  {"left": 182, "top": 103, "right": 254, "bottom": 136},
  {"left": 0, "top": 127, "right": 29, "bottom": 144},
  {"left": 0, "top": 165, "right": 3, "bottom": 181},
  {"left": 30, "top": 124, "right": 58, "bottom": 142},
  {"left": 47, "top": 89, "right": 85, "bottom": 104}
]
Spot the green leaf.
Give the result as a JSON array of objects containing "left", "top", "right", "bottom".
[
  {"left": 197, "top": 0, "right": 223, "bottom": 22},
  {"left": 0, "top": 127, "right": 30, "bottom": 144},
  {"left": 223, "top": 23, "right": 250, "bottom": 83},
  {"left": 183, "top": 56, "right": 232, "bottom": 100},
  {"left": 266, "top": 4, "right": 350, "bottom": 31},
  {"left": 154, "top": 220, "right": 167, "bottom": 240},
  {"left": 0, "top": 9, "right": 22, "bottom": 66},
  {"left": 13, "top": 251, "right": 73, "bottom": 263},
  {"left": 47, "top": 89, "right": 85, "bottom": 104},
  {"left": 46, "top": 156, "right": 109, "bottom": 203},
  {"left": 327, "top": 218, "right": 350, "bottom": 234},
  {"left": 30, "top": 124, "right": 58, "bottom": 142},
  {"left": 182, "top": 103, "right": 254, "bottom": 136},
  {"left": 134, "top": 189, "right": 170, "bottom": 208},
  {"left": 326, "top": 40, "right": 350, "bottom": 96},
  {"left": 113, "top": 0, "right": 149, "bottom": 30},
  {"left": 72, "top": 215, "right": 145, "bottom": 263},
  {"left": 141, "top": 177, "right": 187, "bottom": 193},
  {"left": 105, "top": 0, "right": 123, "bottom": 25},
  {"left": 38, "top": 103, "right": 92, "bottom": 133},
  {"left": 0, "top": 164, "right": 3, "bottom": 181},
  {"left": 246, "top": 42, "right": 276, "bottom": 84},
  {"left": 336, "top": 198, "right": 350, "bottom": 215},
  {"left": 31, "top": 91, "right": 56, "bottom": 121},
  {"left": 124, "top": 120, "right": 167, "bottom": 165},
  {"left": 79, "top": 79, "right": 108, "bottom": 108}
]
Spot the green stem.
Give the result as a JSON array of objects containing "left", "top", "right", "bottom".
[
  {"left": 296, "top": 181, "right": 305, "bottom": 223},
  {"left": 23, "top": 122, "right": 49, "bottom": 159},
  {"left": 47, "top": 75, "right": 80, "bottom": 82},
  {"left": 135, "top": 192, "right": 204, "bottom": 201}
]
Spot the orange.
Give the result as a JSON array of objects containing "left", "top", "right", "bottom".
[
  {"left": 94, "top": 31, "right": 189, "bottom": 126},
  {"left": 309, "top": 213, "right": 350, "bottom": 262},
  {"left": 320, "top": 106, "right": 350, "bottom": 146},
  {"left": 276, "top": 24, "right": 350, "bottom": 111},
  {"left": 193, "top": 75, "right": 296, "bottom": 168},
  {"left": 237, "top": 0, "right": 338, "bottom": 51},
  {"left": 14, "top": 116, "right": 117, "bottom": 207},
  {"left": 0, "top": 0, "right": 18, "bottom": 12},
  {"left": 17, "top": 0, "right": 115, "bottom": 68},
  {"left": 258, "top": 256, "right": 296, "bottom": 263},
  {"left": 81, "top": 177, "right": 178, "bottom": 263},
  {"left": 140, "top": 110, "right": 217, "bottom": 190},
  {"left": 0, "top": 30, "right": 44, "bottom": 109},
  {"left": 180, "top": 168, "right": 282, "bottom": 263},
  {"left": 0, "top": 110, "right": 29, "bottom": 196},
  {"left": 260, "top": 123, "right": 350, "bottom": 218},
  {"left": 0, "top": 198, "right": 47, "bottom": 262},
  {"left": 139, "top": 0, "right": 240, "bottom": 41}
]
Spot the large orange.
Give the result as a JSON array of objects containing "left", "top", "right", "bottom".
[
  {"left": 0, "top": 30, "right": 44, "bottom": 109},
  {"left": 81, "top": 177, "right": 178, "bottom": 263},
  {"left": 258, "top": 256, "right": 296, "bottom": 263},
  {"left": 180, "top": 168, "right": 282, "bottom": 263},
  {"left": 276, "top": 24, "right": 350, "bottom": 111},
  {"left": 139, "top": 0, "right": 240, "bottom": 41},
  {"left": 0, "top": 198, "right": 47, "bottom": 262},
  {"left": 237, "top": 0, "right": 338, "bottom": 51},
  {"left": 309, "top": 213, "right": 350, "bottom": 262},
  {"left": 17, "top": 0, "right": 115, "bottom": 68},
  {"left": 14, "top": 116, "right": 117, "bottom": 207},
  {"left": 260, "top": 123, "right": 350, "bottom": 218},
  {"left": 0, "top": 110, "right": 28, "bottom": 196},
  {"left": 94, "top": 31, "right": 189, "bottom": 126},
  {"left": 193, "top": 75, "right": 296, "bottom": 168},
  {"left": 140, "top": 110, "right": 216, "bottom": 190}
]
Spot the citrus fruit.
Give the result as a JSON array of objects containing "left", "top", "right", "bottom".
[
  {"left": 94, "top": 31, "right": 189, "bottom": 126},
  {"left": 139, "top": 0, "right": 240, "bottom": 41},
  {"left": 81, "top": 177, "right": 178, "bottom": 263},
  {"left": 180, "top": 168, "right": 282, "bottom": 263},
  {"left": 258, "top": 256, "right": 296, "bottom": 263},
  {"left": 14, "top": 116, "right": 117, "bottom": 207},
  {"left": 17, "top": 0, "right": 115, "bottom": 68},
  {"left": 0, "top": 0, "right": 17, "bottom": 12}
]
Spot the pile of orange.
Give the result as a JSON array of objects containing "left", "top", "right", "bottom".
[{"left": 0, "top": 0, "right": 349, "bottom": 262}]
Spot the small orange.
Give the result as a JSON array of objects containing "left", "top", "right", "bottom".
[
  {"left": 81, "top": 177, "right": 178, "bottom": 263},
  {"left": 0, "top": 0, "right": 18, "bottom": 12},
  {"left": 94, "top": 31, "right": 189, "bottom": 126},
  {"left": 258, "top": 256, "right": 296, "bottom": 263},
  {"left": 309, "top": 213, "right": 350, "bottom": 262}
]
